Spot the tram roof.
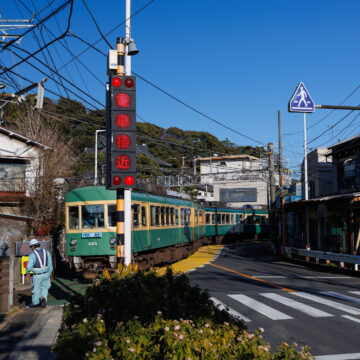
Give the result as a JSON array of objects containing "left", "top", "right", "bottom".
[{"left": 65, "top": 186, "right": 193, "bottom": 206}]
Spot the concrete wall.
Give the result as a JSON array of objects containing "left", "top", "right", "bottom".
[{"left": 213, "top": 180, "right": 268, "bottom": 207}]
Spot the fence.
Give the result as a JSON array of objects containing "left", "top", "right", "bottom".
[
  {"left": 285, "top": 247, "right": 360, "bottom": 270},
  {"left": 0, "top": 256, "right": 13, "bottom": 313}
]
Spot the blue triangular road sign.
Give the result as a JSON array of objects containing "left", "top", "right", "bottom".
[{"left": 288, "top": 82, "right": 315, "bottom": 113}]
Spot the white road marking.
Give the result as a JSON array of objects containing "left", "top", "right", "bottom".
[
  {"left": 341, "top": 315, "right": 360, "bottom": 324},
  {"left": 261, "top": 293, "right": 333, "bottom": 318},
  {"left": 210, "top": 297, "right": 251, "bottom": 323},
  {"left": 228, "top": 294, "right": 292, "bottom": 320},
  {"left": 321, "top": 291, "right": 360, "bottom": 305},
  {"left": 291, "top": 292, "right": 360, "bottom": 315},
  {"left": 349, "top": 291, "right": 360, "bottom": 297},
  {"left": 316, "top": 352, "right": 360, "bottom": 359}
]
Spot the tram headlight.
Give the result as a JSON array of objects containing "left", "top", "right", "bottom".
[
  {"left": 70, "top": 239, "right": 77, "bottom": 246},
  {"left": 109, "top": 238, "right": 116, "bottom": 245}
]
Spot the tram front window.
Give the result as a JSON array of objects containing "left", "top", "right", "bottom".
[
  {"left": 68, "top": 206, "right": 79, "bottom": 229},
  {"left": 82, "top": 204, "right": 104, "bottom": 229},
  {"left": 108, "top": 205, "right": 117, "bottom": 227}
]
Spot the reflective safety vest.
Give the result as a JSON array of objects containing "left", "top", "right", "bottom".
[{"left": 33, "top": 249, "right": 49, "bottom": 272}]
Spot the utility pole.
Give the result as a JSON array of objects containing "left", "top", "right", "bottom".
[
  {"left": 268, "top": 142, "right": 275, "bottom": 207},
  {"left": 278, "top": 110, "right": 286, "bottom": 254},
  {"left": 180, "top": 156, "right": 185, "bottom": 193},
  {"left": 94, "top": 130, "right": 105, "bottom": 185}
]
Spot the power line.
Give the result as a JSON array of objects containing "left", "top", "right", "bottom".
[
  {"left": 284, "top": 83, "right": 360, "bottom": 136},
  {"left": 0, "top": 0, "right": 74, "bottom": 80},
  {"left": 133, "top": 71, "right": 265, "bottom": 146},
  {"left": 0, "top": 0, "right": 71, "bottom": 53}
]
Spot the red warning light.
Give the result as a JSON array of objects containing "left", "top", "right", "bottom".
[
  {"left": 24, "top": 261, "right": 28, "bottom": 268},
  {"left": 115, "top": 134, "right": 131, "bottom": 149},
  {"left": 115, "top": 93, "right": 131, "bottom": 108},
  {"left": 124, "top": 78, "right": 134, "bottom": 88},
  {"left": 115, "top": 114, "right": 131, "bottom": 129},
  {"left": 113, "top": 176, "right": 122, "bottom": 185},
  {"left": 124, "top": 176, "right": 135, "bottom": 186},
  {"left": 115, "top": 155, "right": 131, "bottom": 170},
  {"left": 112, "top": 77, "right": 121, "bottom": 87}
]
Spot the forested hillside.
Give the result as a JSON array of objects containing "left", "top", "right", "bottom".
[{"left": 3, "top": 95, "right": 265, "bottom": 179}]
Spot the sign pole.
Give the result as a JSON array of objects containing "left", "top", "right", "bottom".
[
  {"left": 303, "top": 112, "right": 308, "bottom": 201},
  {"left": 304, "top": 112, "right": 310, "bottom": 256}
]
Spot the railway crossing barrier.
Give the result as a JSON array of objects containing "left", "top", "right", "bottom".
[{"left": 285, "top": 247, "right": 360, "bottom": 271}]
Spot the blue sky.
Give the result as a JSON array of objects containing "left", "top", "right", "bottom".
[{"left": 2, "top": 0, "right": 360, "bottom": 175}]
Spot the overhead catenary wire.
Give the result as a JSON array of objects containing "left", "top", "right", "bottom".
[
  {"left": 66, "top": 4, "right": 265, "bottom": 147},
  {"left": 0, "top": 0, "right": 71, "bottom": 53}
]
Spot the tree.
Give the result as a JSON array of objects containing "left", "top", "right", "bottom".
[{"left": 6, "top": 106, "right": 74, "bottom": 234}]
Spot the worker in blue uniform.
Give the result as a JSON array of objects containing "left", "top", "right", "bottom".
[{"left": 26, "top": 239, "right": 53, "bottom": 308}]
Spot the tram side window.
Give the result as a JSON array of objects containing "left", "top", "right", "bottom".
[
  {"left": 181, "top": 208, "right": 185, "bottom": 225},
  {"left": 170, "top": 208, "right": 174, "bottom": 225},
  {"left": 132, "top": 204, "right": 140, "bottom": 227},
  {"left": 206, "top": 213, "right": 210, "bottom": 224},
  {"left": 231, "top": 214, "right": 234, "bottom": 224},
  {"left": 150, "top": 206, "right": 156, "bottom": 226},
  {"left": 156, "top": 206, "right": 161, "bottom": 225},
  {"left": 160, "top": 207, "right": 165, "bottom": 226},
  {"left": 141, "top": 206, "right": 147, "bottom": 226},
  {"left": 187, "top": 209, "right": 191, "bottom": 225},
  {"left": 212, "top": 214, "right": 215, "bottom": 224},
  {"left": 175, "top": 209, "right": 179, "bottom": 225},
  {"left": 68, "top": 206, "right": 79, "bottom": 229},
  {"left": 217, "top": 214, "right": 221, "bottom": 224},
  {"left": 108, "top": 205, "right": 117, "bottom": 227},
  {"left": 226, "top": 214, "right": 230, "bottom": 224},
  {"left": 82, "top": 204, "right": 104, "bottom": 229},
  {"left": 222, "top": 214, "right": 226, "bottom": 224},
  {"left": 166, "top": 207, "right": 170, "bottom": 225}
]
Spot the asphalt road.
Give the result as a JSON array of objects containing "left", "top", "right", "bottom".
[{"left": 189, "top": 242, "right": 360, "bottom": 359}]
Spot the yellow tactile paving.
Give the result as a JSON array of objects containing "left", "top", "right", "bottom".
[{"left": 155, "top": 244, "right": 224, "bottom": 275}]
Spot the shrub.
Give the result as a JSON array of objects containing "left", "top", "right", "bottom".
[{"left": 54, "top": 266, "right": 314, "bottom": 359}]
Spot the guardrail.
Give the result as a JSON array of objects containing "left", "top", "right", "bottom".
[{"left": 285, "top": 247, "right": 360, "bottom": 271}]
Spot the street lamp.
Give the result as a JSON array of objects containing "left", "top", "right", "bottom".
[{"left": 94, "top": 129, "right": 105, "bottom": 185}]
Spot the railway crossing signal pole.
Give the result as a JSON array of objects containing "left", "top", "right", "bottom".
[
  {"left": 116, "top": 38, "right": 126, "bottom": 266},
  {"left": 124, "top": 0, "right": 132, "bottom": 267},
  {"left": 105, "top": 0, "right": 138, "bottom": 267}
]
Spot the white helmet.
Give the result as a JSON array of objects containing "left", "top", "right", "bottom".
[{"left": 29, "top": 239, "right": 39, "bottom": 247}]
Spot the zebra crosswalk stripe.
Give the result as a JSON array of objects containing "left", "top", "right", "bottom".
[
  {"left": 260, "top": 292, "right": 333, "bottom": 318},
  {"left": 321, "top": 291, "right": 360, "bottom": 305},
  {"left": 228, "top": 294, "right": 293, "bottom": 320},
  {"left": 210, "top": 297, "right": 251, "bottom": 323},
  {"left": 291, "top": 292, "right": 360, "bottom": 315}
]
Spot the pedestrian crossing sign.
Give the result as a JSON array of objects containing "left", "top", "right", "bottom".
[{"left": 289, "top": 82, "right": 315, "bottom": 113}]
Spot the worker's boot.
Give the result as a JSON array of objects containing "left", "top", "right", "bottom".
[{"left": 41, "top": 298, "right": 46, "bottom": 308}]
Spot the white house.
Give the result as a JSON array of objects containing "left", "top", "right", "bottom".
[
  {"left": 196, "top": 154, "right": 291, "bottom": 208},
  {"left": 0, "top": 127, "right": 50, "bottom": 255}
]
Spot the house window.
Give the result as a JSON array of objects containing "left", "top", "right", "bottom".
[{"left": 0, "top": 160, "right": 26, "bottom": 192}]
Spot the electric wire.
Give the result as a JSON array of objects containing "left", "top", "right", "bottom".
[{"left": 0, "top": 0, "right": 72, "bottom": 53}]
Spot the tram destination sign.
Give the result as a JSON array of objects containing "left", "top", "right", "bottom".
[{"left": 81, "top": 232, "right": 102, "bottom": 239}]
